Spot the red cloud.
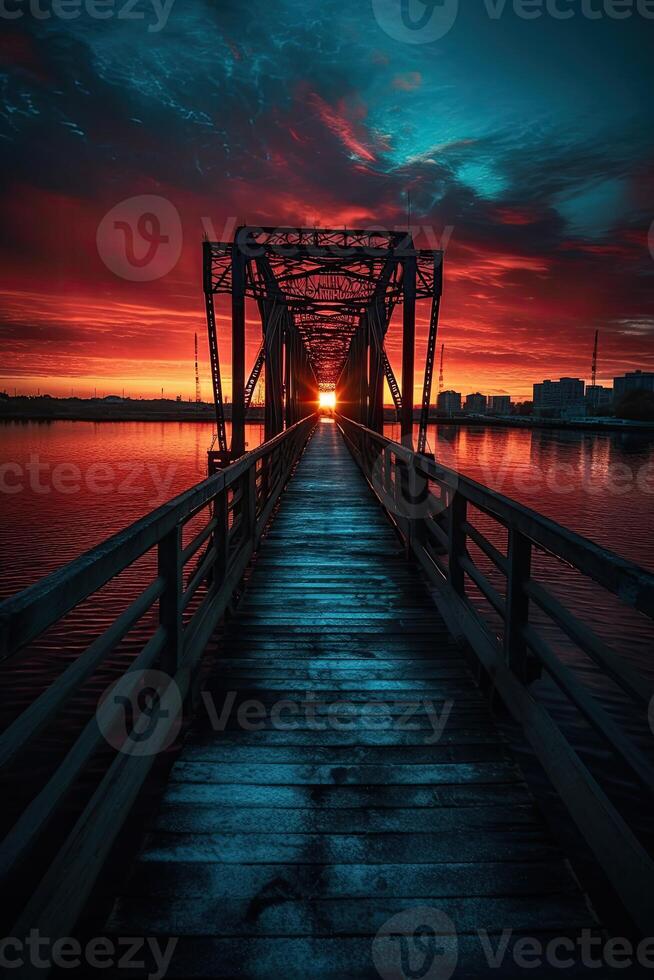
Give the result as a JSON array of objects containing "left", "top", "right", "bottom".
[{"left": 308, "top": 93, "right": 377, "bottom": 162}]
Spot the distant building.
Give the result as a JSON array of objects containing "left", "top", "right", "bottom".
[
  {"left": 437, "top": 390, "right": 462, "bottom": 414},
  {"left": 103, "top": 395, "right": 125, "bottom": 403},
  {"left": 488, "top": 395, "right": 512, "bottom": 415},
  {"left": 613, "top": 371, "right": 654, "bottom": 400},
  {"left": 533, "top": 378, "right": 585, "bottom": 417},
  {"left": 464, "top": 393, "right": 487, "bottom": 414},
  {"left": 561, "top": 403, "right": 587, "bottom": 420},
  {"left": 586, "top": 385, "right": 613, "bottom": 411}
]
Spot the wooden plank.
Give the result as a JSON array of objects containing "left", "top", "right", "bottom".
[
  {"left": 109, "top": 893, "right": 592, "bottom": 936},
  {"left": 150, "top": 804, "right": 538, "bottom": 835},
  {"left": 118, "top": 859, "right": 581, "bottom": 901},
  {"left": 166, "top": 761, "right": 520, "bottom": 786},
  {"left": 161, "top": 782, "right": 534, "bottom": 809},
  {"left": 107, "top": 936, "right": 602, "bottom": 979},
  {"left": 139, "top": 831, "right": 561, "bottom": 865},
  {"left": 174, "top": 743, "right": 507, "bottom": 765}
]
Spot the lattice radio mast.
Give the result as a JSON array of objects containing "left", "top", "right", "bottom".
[{"left": 194, "top": 333, "right": 202, "bottom": 404}]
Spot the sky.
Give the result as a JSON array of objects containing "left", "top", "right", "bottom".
[{"left": 1, "top": 0, "right": 653, "bottom": 401}]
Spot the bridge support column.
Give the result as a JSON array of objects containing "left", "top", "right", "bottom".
[
  {"left": 355, "top": 322, "right": 369, "bottom": 424},
  {"left": 231, "top": 234, "right": 247, "bottom": 459},
  {"left": 401, "top": 255, "right": 417, "bottom": 445},
  {"left": 368, "top": 305, "right": 385, "bottom": 434},
  {"left": 264, "top": 304, "right": 285, "bottom": 442},
  {"left": 417, "top": 255, "right": 444, "bottom": 455},
  {"left": 203, "top": 243, "right": 228, "bottom": 459},
  {"left": 285, "top": 321, "right": 295, "bottom": 428},
  {"left": 296, "top": 343, "right": 316, "bottom": 419},
  {"left": 337, "top": 323, "right": 366, "bottom": 423}
]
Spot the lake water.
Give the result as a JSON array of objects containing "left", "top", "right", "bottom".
[
  {"left": 2, "top": 419, "right": 652, "bottom": 598},
  {"left": 0, "top": 421, "right": 263, "bottom": 597}
]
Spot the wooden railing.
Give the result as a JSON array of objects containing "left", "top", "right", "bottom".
[
  {"left": 338, "top": 414, "right": 654, "bottom": 935},
  {"left": 0, "top": 414, "right": 316, "bottom": 944}
]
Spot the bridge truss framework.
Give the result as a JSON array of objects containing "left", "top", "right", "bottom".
[{"left": 203, "top": 226, "right": 443, "bottom": 463}]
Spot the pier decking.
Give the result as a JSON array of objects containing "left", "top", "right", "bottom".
[{"left": 107, "top": 421, "right": 594, "bottom": 977}]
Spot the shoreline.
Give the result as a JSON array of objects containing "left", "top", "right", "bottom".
[{"left": 1, "top": 402, "right": 653, "bottom": 434}]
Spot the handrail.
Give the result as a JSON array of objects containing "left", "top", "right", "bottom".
[
  {"left": 0, "top": 416, "right": 316, "bottom": 660},
  {"left": 0, "top": 414, "right": 317, "bottom": 945},
  {"left": 337, "top": 413, "right": 654, "bottom": 936}
]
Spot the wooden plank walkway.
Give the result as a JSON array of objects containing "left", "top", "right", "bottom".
[{"left": 108, "top": 419, "right": 596, "bottom": 978}]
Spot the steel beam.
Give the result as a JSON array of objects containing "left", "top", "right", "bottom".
[
  {"left": 203, "top": 242, "right": 228, "bottom": 456},
  {"left": 417, "top": 255, "right": 443, "bottom": 455},
  {"left": 264, "top": 303, "right": 285, "bottom": 442},
  {"left": 401, "top": 255, "right": 417, "bottom": 443},
  {"left": 231, "top": 233, "right": 247, "bottom": 459}
]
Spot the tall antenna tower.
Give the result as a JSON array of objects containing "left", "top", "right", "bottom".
[
  {"left": 438, "top": 344, "right": 445, "bottom": 394},
  {"left": 591, "top": 329, "right": 599, "bottom": 389},
  {"left": 194, "top": 332, "right": 202, "bottom": 404}
]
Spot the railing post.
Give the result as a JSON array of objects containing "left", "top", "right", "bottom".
[
  {"left": 406, "top": 462, "right": 428, "bottom": 556},
  {"left": 448, "top": 492, "right": 467, "bottom": 596},
  {"left": 383, "top": 447, "right": 393, "bottom": 501},
  {"left": 504, "top": 528, "right": 533, "bottom": 680},
  {"left": 394, "top": 456, "right": 406, "bottom": 522},
  {"left": 213, "top": 490, "right": 229, "bottom": 595},
  {"left": 244, "top": 463, "right": 257, "bottom": 544},
  {"left": 158, "top": 524, "right": 183, "bottom": 674}
]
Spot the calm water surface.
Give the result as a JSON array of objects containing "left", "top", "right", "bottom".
[
  {"left": 387, "top": 422, "right": 654, "bottom": 572},
  {"left": 0, "top": 421, "right": 263, "bottom": 596},
  {"left": 2, "top": 420, "right": 652, "bottom": 597}
]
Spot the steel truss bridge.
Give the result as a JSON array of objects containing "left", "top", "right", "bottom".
[{"left": 203, "top": 226, "right": 443, "bottom": 462}]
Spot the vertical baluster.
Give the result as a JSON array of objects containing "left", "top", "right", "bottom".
[
  {"left": 158, "top": 524, "right": 183, "bottom": 674},
  {"left": 394, "top": 456, "right": 404, "bottom": 518},
  {"left": 505, "top": 528, "right": 532, "bottom": 679},
  {"left": 213, "top": 489, "right": 229, "bottom": 595},
  {"left": 448, "top": 492, "right": 467, "bottom": 596},
  {"left": 407, "top": 463, "right": 428, "bottom": 553},
  {"left": 244, "top": 464, "right": 257, "bottom": 543},
  {"left": 383, "top": 446, "right": 393, "bottom": 501}
]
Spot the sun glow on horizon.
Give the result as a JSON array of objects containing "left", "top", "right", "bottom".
[{"left": 319, "top": 390, "right": 336, "bottom": 410}]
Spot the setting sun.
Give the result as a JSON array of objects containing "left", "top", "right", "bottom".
[{"left": 319, "top": 391, "right": 336, "bottom": 410}]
